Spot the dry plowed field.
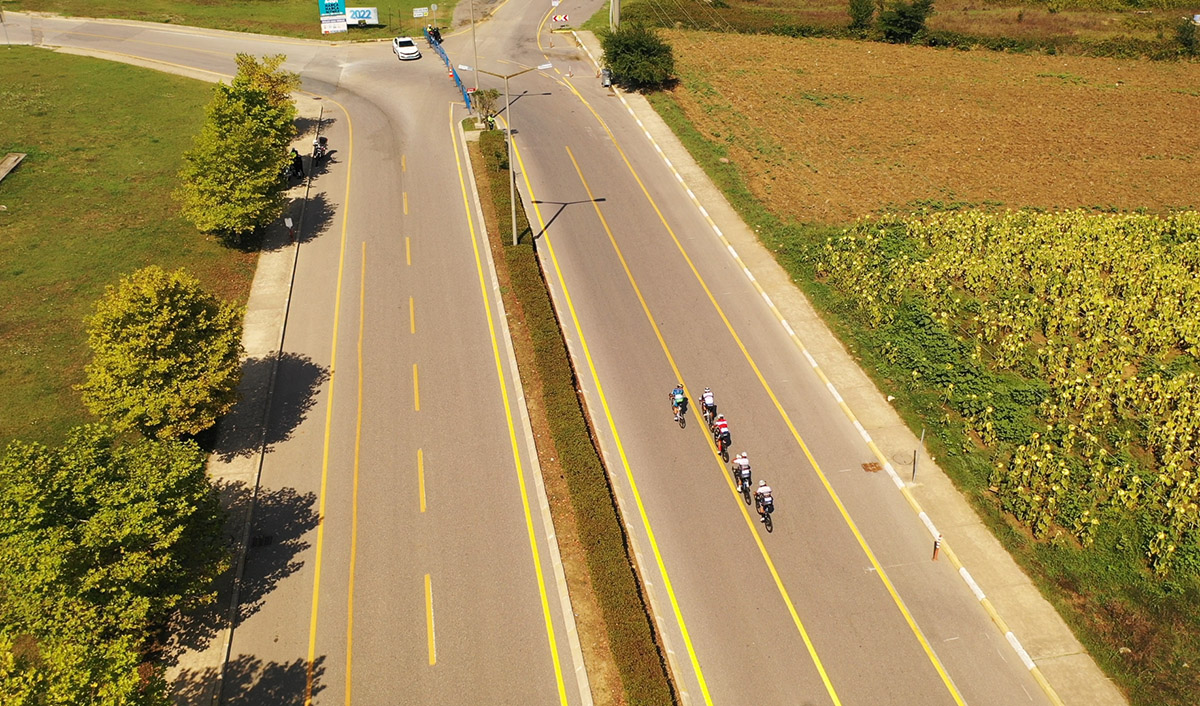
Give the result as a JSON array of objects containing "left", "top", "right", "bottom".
[{"left": 664, "top": 29, "right": 1200, "bottom": 223}]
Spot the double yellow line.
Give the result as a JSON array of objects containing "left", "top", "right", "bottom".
[{"left": 508, "top": 58, "right": 966, "bottom": 704}]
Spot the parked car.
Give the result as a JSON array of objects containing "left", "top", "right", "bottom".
[{"left": 392, "top": 37, "right": 421, "bottom": 61}]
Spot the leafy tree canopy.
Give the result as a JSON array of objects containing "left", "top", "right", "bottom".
[
  {"left": 0, "top": 426, "right": 226, "bottom": 704},
  {"left": 79, "top": 266, "right": 244, "bottom": 439},
  {"left": 601, "top": 23, "right": 676, "bottom": 92},
  {"left": 879, "top": 0, "right": 935, "bottom": 43}
]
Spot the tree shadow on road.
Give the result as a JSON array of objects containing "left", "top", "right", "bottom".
[
  {"left": 160, "top": 482, "right": 318, "bottom": 664},
  {"left": 216, "top": 352, "right": 329, "bottom": 462},
  {"left": 172, "top": 653, "right": 327, "bottom": 706},
  {"left": 234, "top": 483, "right": 320, "bottom": 625}
]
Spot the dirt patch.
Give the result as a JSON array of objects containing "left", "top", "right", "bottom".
[{"left": 664, "top": 30, "right": 1200, "bottom": 223}]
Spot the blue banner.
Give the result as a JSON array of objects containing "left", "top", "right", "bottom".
[{"left": 319, "top": 0, "right": 346, "bottom": 17}]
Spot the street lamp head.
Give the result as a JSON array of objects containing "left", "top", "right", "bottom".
[
  {"left": 537, "top": 63, "right": 553, "bottom": 70},
  {"left": 457, "top": 64, "right": 473, "bottom": 71}
]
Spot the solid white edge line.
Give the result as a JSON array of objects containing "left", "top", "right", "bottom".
[
  {"left": 1006, "top": 632, "right": 1037, "bottom": 671},
  {"left": 960, "top": 568, "right": 986, "bottom": 602}
]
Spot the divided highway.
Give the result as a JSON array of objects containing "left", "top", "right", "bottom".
[{"left": 10, "top": 3, "right": 1065, "bottom": 704}]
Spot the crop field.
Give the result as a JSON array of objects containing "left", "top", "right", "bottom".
[
  {"left": 626, "top": 0, "right": 1191, "bottom": 49},
  {"left": 653, "top": 28, "right": 1200, "bottom": 705},
  {"left": 663, "top": 29, "right": 1199, "bottom": 224}
]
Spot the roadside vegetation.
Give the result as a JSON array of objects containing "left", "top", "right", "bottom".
[
  {"left": 618, "top": 0, "right": 1200, "bottom": 59},
  {"left": 638, "top": 25, "right": 1200, "bottom": 706},
  {"left": 9, "top": 0, "right": 459, "bottom": 40},
  {"left": 0, "top": 47, "right": 256, "bottom": 447},
  {"left": 468, "top": 125, "right": 676, "bottom": 705},
  {"left": 0, "top": 49, "right": 298, "bottom": 701}
]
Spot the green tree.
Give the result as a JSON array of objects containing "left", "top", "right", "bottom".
[
  {"left": 601, "top": 23, "right": 675, "bottom": 92},
  {"left": 849, "top": 0, "right": 876, "bottom": 31},
  {"left": 233, "top": 53, "right": 301, "bottom": 119},
  {"left": 79, "top": 266, "right": 244, "bottom": 439},
  {"left": 473, "top": 88, "right": 502, "bottom": 128},
  {"left": 0, "top": 427, "right": 225, "bottom": 704},
  {"left": 174, "top": 80, "right": 292, "bottom": 239},
  {"left": 878, "top": 0, "right": 935, "bottom": 43}
]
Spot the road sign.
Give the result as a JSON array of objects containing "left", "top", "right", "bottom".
[
  {"left": 466, "top": 87, "right": 476, "bottom": 93},
  {"left": 413, "top": 6, "right": 429, "bottom": 17},
  {"left": 321, "top": 13, "right": 348, "bottom": 33},
  {"left": 551, "top": 14, "right": 568, "bottom": 21}
]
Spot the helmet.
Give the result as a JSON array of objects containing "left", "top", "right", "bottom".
[
  {"left": 704, "top": 387, "right": 711, "bottom": 393},
  {"left": 759, "top": 480, "right": 767, "bottom": 487},
  {"left": 739, "top": 452, "right": 747, "bottom": 459},
  {"left": 717, "top": 414, "right": 725, "bottom": 420}
]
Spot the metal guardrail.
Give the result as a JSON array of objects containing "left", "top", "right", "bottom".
[{"left": 423, "top": 27, "right": 473, "bottom": 113}]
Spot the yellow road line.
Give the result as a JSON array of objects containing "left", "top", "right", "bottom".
[
  {"left": 410, "top": 296, "right": 416, "bottom": 334},
  {"left": 508, "top": 122, "right": 713, "bottom": 705},
  {"left": 403, "top": 191, "right": 409, "bottom": 215},
  {"left": 569, "top": 99, "right": 967, "bottom": 703},
  {"left": 565, "top": 146, "right": 841, "bottom": 704},
  {"left": 305, "top": 96, "right": 355, "bottom": 706},
  {"left": 402, "top": 154, "right": 407, "bottom": 172},
  {"left": 418, "top": 448, "right": 426, "bottom": 513},
  {"left": 425, "top": 573, "right": 436, "bottom": 666},
  {"left": 406, "top": 236, "right": 411, "bottom": 266},
  {"left": 413, "top": 364, "right": 420, "bottom": 411},
  {"left": 449, "top": 103, "right": 569, "bottom": 705},
  {"left": 344, "top": 242, "right": 367, "bottom": 705}
]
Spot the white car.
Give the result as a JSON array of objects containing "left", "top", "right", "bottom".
[{"left": 392, "top": 37, "right": 421, "bottom": 61}]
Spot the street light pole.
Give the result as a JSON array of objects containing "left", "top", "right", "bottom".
[
  {"left": 469, "top": 0, "right": 478, "bottom": 91},
  {"left": 462, "top": 63, "right": 552, "bottom": 245}
]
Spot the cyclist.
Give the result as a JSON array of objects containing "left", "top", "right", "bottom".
[
  {"left": 754, "top": 480, "right": 774, "bottom": 522},
  {"left": 700, "top": 387, "right": 717, "bottom": 424},
  {"left": 669, "top": 384, "right": 687, "bottom": 421},
  {"left": 732, "top": 452, "right": 751, "bottom": 492},
  {"left": 712, "top": 414, "right": 731, "bottom": 450}
]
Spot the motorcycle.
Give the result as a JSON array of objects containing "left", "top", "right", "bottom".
[{"left": 312, "top": 135, "right": 328, "bottom": 161}]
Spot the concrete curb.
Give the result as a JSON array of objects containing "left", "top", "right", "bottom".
[
  {"left": 456, "top": 119, "right": 593, "bottom": 706},
  {"left": 571, "top": 29, "right": 1126, "bottom": 706}
]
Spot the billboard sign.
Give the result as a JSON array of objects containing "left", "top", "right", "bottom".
[
  {"left": 347, "top": 7, "right": 380, "bottom": 24},
  {"left": 319, "top": 0, "right": 346, "bottom": 16}
]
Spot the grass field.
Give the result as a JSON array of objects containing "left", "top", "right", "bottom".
[
  {"left": 649, "top": 28, "right": 1200, "bottom": 706},
  {"left": 0, "top": 47, "right": 257, "bottom": 447},
  {"left": 7, "top": 0, "right": 460, "bottom": 39},
  {"left": 662, "top": 29, "right": 1199, "bottom": 224}
]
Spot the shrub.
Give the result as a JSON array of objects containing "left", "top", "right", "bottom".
[
  {"left": 601, "top": 23, "right": 675, "bottom": 92},
  {"left": 850, "top": 0, "right": 876, "bottom": 31},
  {"left": 1176, "top": 16, "right": 1198, "bottom": 57},
  {"left": 878, "top": 0, "right": 935, "bottom": 44},
  {"left": 79, "top": 266, "right": 244, "bottom": 439}
]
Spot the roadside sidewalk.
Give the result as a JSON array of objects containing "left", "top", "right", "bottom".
[
  {"left": 572, "top": 30, "right": 1126, "bottom": 706},
  {"left": 167, "top": 94, "right": 326, "bottom": 706}
]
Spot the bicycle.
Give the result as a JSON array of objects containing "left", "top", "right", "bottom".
[
  {"left": 756, "top": 497, "right": 775, "bottom": 532},
  {"left": 732, "top": 466, "right": 752, "bottom": 505},
  {"left": 670, "top": 395, "right": 688, "bottom": 429},
  {"left": 714, "top": 429, "right": 731, "bottom": 462}
]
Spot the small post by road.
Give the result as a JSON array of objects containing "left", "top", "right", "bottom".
[
  {"left": 912, "top": 426, "right": 925, "bottom": 483},
  {"left": 932, "top": 534, "right": 942, "bottom": 561}
]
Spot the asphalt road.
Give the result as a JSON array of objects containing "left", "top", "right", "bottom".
[
  {"left": 455, "top": 2, "right": 1054, "bottom": 705},
  {"left": 9, "top": 4, "right": 1064, "bottom": 705},
  {"left": 7, "top": 13, "right": 587, "bottom": 706}
]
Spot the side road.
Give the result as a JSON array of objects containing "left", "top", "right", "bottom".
[{"left": 571, "top": 30, "right": 1126, "bottom": 706}]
